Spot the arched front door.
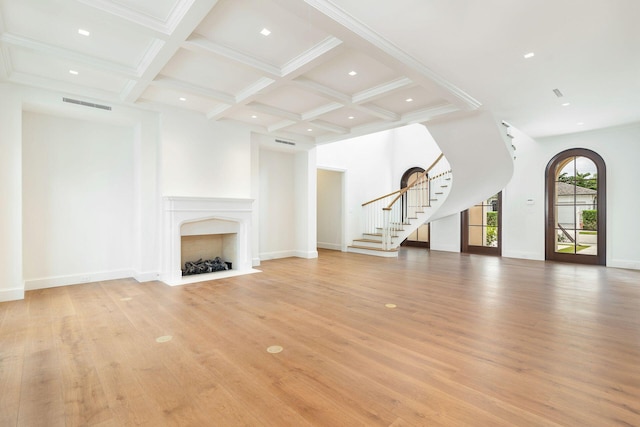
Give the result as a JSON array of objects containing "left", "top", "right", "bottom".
[{"left": 545, "top": 148, "right": 606, "bottom": 265}]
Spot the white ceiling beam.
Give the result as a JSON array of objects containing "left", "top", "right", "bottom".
[
  {"left": 352, "top": 77, "right": 413, "bottom": 104},
  {"left": 0, "top": 45, "right": 12, "bottom": 79},
  {"left": 150, "top": 76, "right": 236, "bottom": 104},
  {"left": 183, "top": 36, "right": 281, "bottom": 76},
  {"left": 235, "top": 77, "right": 277, "bottom": 103},
  {"left": 301, "top": 102, "right": 344, "bottom": 121},
  {"left": 281, "top": 36, "right": 343, "bottom": 77},
  {"left": 206, "top": 103, "right": 233, "bottom": 120},
  {"left": 291, "top": 77, "right": 351, "bottom": 103},
  {"left": 308, "top": 119, "right": 348, "bottom": 134},
  {"left": 352, "top": 104, "right": 398, "bottom": 121},
  {"left": 268, "top": 120, "right": 297, "bottom": 133},
  {"left": 250, "top": 102, "right": 301, "bottom": 122},
  {"left": 77, "top": 0, "right": 197, "bottom": 36},
  {"left": 120, "top": 0, "right": 221, "bottom": 104},
  {"left": 9, "top": 70, "right": 121, "bottom": 104},
  {"left": 0, "top": 33, "right": 137, "bottom": 77},
  {"left": 401, "top": 104, "right": 460, "bottom": 123}
]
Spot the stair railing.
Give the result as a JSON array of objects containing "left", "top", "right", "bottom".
[{"left": 361, "top": 153, "right": 451, "bottom": 250}]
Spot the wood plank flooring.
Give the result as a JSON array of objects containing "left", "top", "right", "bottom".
[{"left": 1, "top": 248, "right": 640, "bottom": 426}]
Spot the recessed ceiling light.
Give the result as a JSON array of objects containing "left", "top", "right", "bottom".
[
  {"left": 405, "top": 98, "right": 413, "bottom": 102},
  {"left": 577, "top": 122, "right": 584, "bottom": 126},
  {"left": 260, "top": 28, "right": 271, "bottom": 36},
  {"left": 348, "top": 116, "right": 355, "bottom": 120},
  {"left": 307, "top": 128, "right": 313, "bottom": 132},
  {"left": 524, "top": 52, "right": 535, "bottom": 59},
  {"left": 562, "top": 102, "right": 571, "bottom": 106},
  {"left": 348, "top": 70, "right": 357, "bottom": 76},
  {"left": 251, "top": 115, "right": 257, "bottom": 118},
  {"left": 179, "top": 97, "right": 186, "bottom": 101},
  {"left": 69, "top": 70, "right": 78, "bottom": 75},
  {"left": 78, "top": 28, "right": 90, "bottom": 36}
]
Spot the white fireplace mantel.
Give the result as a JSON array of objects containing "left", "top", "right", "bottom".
[{"left": 162, "top": 197, "right": 258, "bottom": 286}]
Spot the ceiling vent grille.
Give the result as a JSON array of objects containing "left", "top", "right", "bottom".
[
  {"left": 553, "top": 88, "right": 564, "bottom": 98},
  {"left": 275, "top": 139, "right": 295, "bottom": 146},
  {"left": 62, "top": 97, "right": 112, "bottom": 111}
]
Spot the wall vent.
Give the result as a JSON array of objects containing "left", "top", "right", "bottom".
[
  {"left": 275, "top": 139, "right": 295, "bottom": 146},
  {"left": 62, "top": 97, "right": 112, "bottom": 111}
]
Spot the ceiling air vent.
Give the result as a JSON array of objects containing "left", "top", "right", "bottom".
[
  {"left": 275, "top": 139, "right": 295, "bottom": 146},
  {"left": 552, "top": 88, "right": 564, "bottom": 98},
  {"left": 62, "top": 97, "right": 112, "bottom": 111}
]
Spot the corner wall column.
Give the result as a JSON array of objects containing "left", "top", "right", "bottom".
[
  {"left": 0, "top": 85, "right": 24, "bottom": 301},
  {"left": 294, "top": 147, "right": 318, "bottom": 258}
]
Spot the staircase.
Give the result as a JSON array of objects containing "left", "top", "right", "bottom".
[
  {"left": 348, "top": 153, "right": 452, "bottom": 257},
  {"left": 346, "top": 110, "right": 516, "bottom": 257}
]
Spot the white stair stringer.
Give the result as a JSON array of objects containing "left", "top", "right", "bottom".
[
  {"left": 424, "top": 110, "right": 515, "bottom": 222},
  {"left": 348, "top": 173, "right": 453, "bottom": 257}
]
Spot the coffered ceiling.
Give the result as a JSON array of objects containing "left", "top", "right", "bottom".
[{"left": 2, "top": 0, "right": 639, "bottom": 142}]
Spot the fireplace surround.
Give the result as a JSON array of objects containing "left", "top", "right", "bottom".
[{"left": 162, "top": 197, "right": 257, "bottom": 285}]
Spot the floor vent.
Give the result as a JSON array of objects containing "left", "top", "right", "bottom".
[{"left": 62, "top": 97, "right": 112, "bottom": 111}]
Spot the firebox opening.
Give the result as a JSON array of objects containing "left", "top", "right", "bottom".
[
  {"left": 180, "top": 232, "right": 237, "bottom": 276},
  {"left": 179, "top": 217, "right": 240, "bottom": 275}
]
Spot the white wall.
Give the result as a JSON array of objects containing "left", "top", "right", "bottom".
[
  {"left": 22, "top": 112, "right": 135, "bottom": 288},
  {"left": 0, "top": 84, "right": 24, "bottom": 301},
  {"left": 294, "top": 148, "right": 317, "bottom": 258},
  {"left": 502, "top": 122, "right": 640, "bottom": 269},
  {"left": 259, "top": 148, "right": 296, "bottom": 259},
  {"left": 390, "top": 124, "right": 443, "bottom": 185},
  {"left": 0, "top": 82, "right": 325, "bottom": 300},
  {"left": 430, "top": 213, "right": 461, "bottom": 252},
  {"left": 162, "top": 110, "right": 252, "bottom": 198}
]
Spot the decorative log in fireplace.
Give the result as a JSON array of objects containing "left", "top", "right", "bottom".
[{"left": 182, "top": 257, "right": 232, "bottom": 276}]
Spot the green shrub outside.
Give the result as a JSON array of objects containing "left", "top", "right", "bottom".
[
  {"left": 582, "top": 210, "right": 597, "bottom": 231},
  {"left": 486, "top": 211, "right": 498, "bottom": 246}
]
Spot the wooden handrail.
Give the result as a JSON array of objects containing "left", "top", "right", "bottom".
[
  {"left": 425, "top": 153, "right": 445, "bottom": 175},
  {"left": 385, "top": 153, "right": 445, "bottom": 209},
  {"left": 362, "top": 189, "right": 401, "bottom": 207},
  {"left": 361, "top": 153, "right": 445, "bottom": 207}
]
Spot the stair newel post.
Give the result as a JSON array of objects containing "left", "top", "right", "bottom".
[{"left": 382, "top": 207, "right": 391, "bottom": 251}]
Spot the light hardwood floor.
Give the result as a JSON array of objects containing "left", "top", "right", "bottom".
[{"left": 1, "top": 248, "right": 640, "bottom": 426}]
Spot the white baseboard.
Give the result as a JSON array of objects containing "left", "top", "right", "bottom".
[
  {"left": 429, "top": 244, "right": 460, "bottom": 253},
  {"left": 502, "top": 251, "right": 544, "bottom": 261},
  {"left": 259, "top": 250, "right": 297, "bottom": 261},
  {"left": 24, "top": 269, "right": 135, "bottom": 291},
  {"left": 317, "top": 242, "right": 341, "bottom": 251},
  {"left": 259, "top": 250, "right": 319, "bottom": 261},
  {"left": 252, "top": 257, "right": 261, "bottom": 267},
  {"left": 609, "top": 259, "right": 640, "bottom": 270},
  {"left": 295, "top": 250, "right": 318, "bottom": 259},
  {"left": 0, "top": 287, "right": 25, "bottom": 302},
  {"left": 134, "top": 271, "right": 161, "bottom": 283}
]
